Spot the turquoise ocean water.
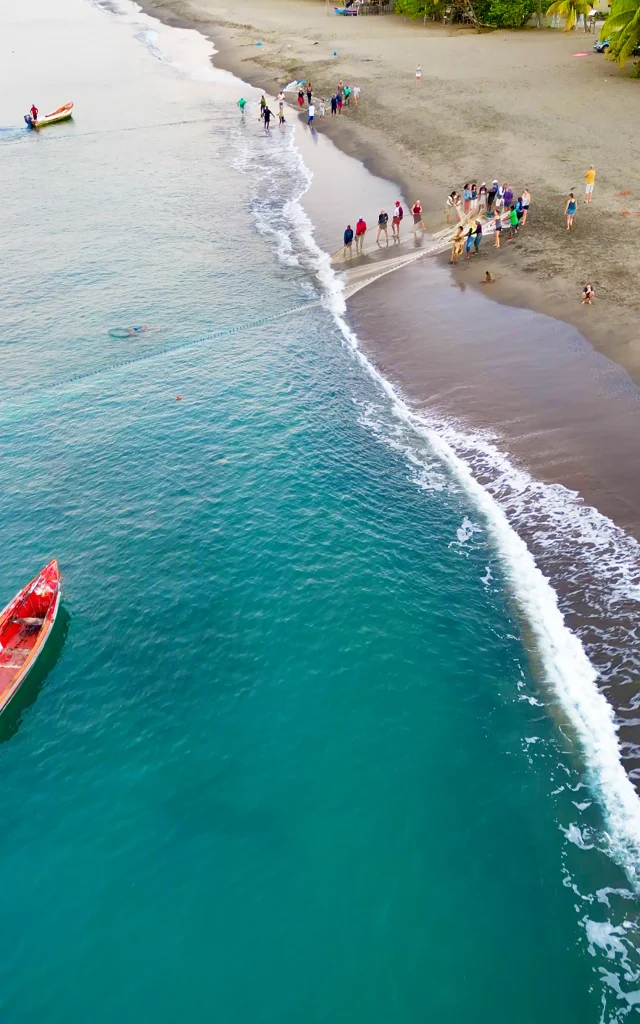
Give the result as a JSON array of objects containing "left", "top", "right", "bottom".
[{"left": 2, "top": 1, "right": 640, "bottom": 1019}]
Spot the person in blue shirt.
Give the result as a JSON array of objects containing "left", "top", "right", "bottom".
[{"left": 343, "top": 224, "right": 354, "bottom": 257}]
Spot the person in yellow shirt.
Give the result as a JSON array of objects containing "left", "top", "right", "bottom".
[{"left": 585, "top": 165, "right": 596, "bottom": 204}]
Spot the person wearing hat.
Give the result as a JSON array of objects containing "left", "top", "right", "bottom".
[{"left": 391, "top": 200, "right": 404, "bottom": 239}]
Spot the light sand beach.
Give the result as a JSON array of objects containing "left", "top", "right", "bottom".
[{"left": 143, "top": 0, "right": 640, "bottom": 378}]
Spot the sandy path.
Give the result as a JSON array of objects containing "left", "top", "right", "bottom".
[{"left": 144, "top": 0, "right": 640, "bottom": 378}]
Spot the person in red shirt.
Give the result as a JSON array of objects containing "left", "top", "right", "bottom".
[
  {"left": 392, "top": 200, "right": 404, "bottom": 239},
  {"left": 30, "top": 104, "right": 38, "bottom": 123},
  {"left": 354, "top": 217, "right": 367, "bottom": 254},
  {"left": 412, "top": 200, "right": 425, "bottom": 235}
]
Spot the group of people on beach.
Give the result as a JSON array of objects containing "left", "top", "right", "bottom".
[
  {"left": 447, "top": 182, "right": 531, "bottom": 263},
  {"left": 243, "top": 80, "right": 363, "bottom": 134},
  {"left": 296, "top": 80, "right": 361, "bottom": 121},
  {"left": 342, "top": 199, "right": 426, "bottom": 256}
]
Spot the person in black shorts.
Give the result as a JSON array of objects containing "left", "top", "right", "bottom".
[{"left": 376, "top": 209, "right": 389, "bottom": 244}]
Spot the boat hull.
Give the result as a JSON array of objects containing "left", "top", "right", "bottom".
[
  {"left": 0, "top": 560, "right": 61, "bottom": 715},
  {"left": 28, "top": 102, "right": 74, "bottom": 129}
]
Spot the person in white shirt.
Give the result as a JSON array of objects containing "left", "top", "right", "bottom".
[
  {"left": 307, "top": 103, "right": 315, "bottom": 125},
  {"left": 277, "top": 90, "right": 285, "bottom": 111},
  {"left": 353, "top": 85, "right": 361, "bottom": 106}
]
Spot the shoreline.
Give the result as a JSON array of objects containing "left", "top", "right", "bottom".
[
  {"left": 139, "top": 0, "right": 640, "bottom": 382},
  {"left": 134, "top": 0, "right": 640, "bottom": 773}
]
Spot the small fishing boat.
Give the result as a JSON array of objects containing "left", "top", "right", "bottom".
[
  {"left": 0, "top": 560, "right": 61, "bottom": 715},
  {"left": 24, "top": 102, "right": 74, "bottom": 129}
]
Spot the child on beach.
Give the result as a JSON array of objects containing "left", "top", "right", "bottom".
[
  {"left": 582, "top": 282, "right": 596, "bottom": 304},
  {"left": 416, "top": 63, "right": 422, "bottom": 84},
  {"left": 565, "top": 192, "right": 577, "bottom": 230},
  {"left": 319, "top": 98, "right": 326, "bottom": 119},
  {"left": 307, "top": 103, "right": 315, "bottom": 125}
]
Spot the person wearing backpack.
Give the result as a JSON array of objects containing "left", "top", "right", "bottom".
[{"left": 392, "top": 200, "right": 404, "bottom": 239}]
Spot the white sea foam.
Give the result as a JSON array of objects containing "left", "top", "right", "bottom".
[{"left": 234, "top": 118, "right": 640, "bottom": 885}]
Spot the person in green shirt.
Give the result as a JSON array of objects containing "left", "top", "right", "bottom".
[
  {"left": 237, "top": 98, "right": 247, "bottom": 111},
  {"left": 508, "top": 205, "right": 519, "bottom": 241}
]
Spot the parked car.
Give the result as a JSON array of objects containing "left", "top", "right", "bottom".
[{"left": 594, "top": 37, "right": 640, "bottom": 53}]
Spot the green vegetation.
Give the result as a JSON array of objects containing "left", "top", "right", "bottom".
[
  {"left": 395, "top": 0, "right": 538, "bottom": 25},
  {"left": 545, "top": 0, "right": 590, "bottom": 29},
  {"left": 601, "top": 0, "right": 640, "bottom": 64}
]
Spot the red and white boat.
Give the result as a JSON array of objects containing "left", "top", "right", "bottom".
[{"left": 0, "top": 560, "right": 61, "bottom": 715}]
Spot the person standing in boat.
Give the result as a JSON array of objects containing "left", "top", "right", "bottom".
[{"left": 30, "top": 103, "right": 38, "bottom": 123}]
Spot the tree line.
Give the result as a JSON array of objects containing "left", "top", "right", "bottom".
[{"left": 395, "top": 0, "right": 640, "bottom": 66}]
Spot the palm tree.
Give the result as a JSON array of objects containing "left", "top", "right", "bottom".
[
  {"left": 546, "top": 0, "right": 590, "bottom": 29},
  {"left": 601, "top": 0, "right": 640, "bottom": 64}
]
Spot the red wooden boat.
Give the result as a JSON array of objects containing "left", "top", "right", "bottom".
[{"left": 0, "top": 560, "right": 61, "bottom": 714}]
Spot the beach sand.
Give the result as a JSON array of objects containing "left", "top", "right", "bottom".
[{"left": 142, "top": 0, "right": 640, "bottom": 379}]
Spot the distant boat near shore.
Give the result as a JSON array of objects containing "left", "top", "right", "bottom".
[
  {"left": 0, "top": 560, "right": 61, "bottom": 716},
  {"left": 24, "top": 102, "right": 73, "bottom": 129}
]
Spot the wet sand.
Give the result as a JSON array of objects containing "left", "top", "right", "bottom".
[{"left": 141, "top": 0, "right": 640, "bottom": 382}]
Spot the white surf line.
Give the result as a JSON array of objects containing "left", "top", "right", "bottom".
[
  {"left": 337, "top": 312, "right": 640, "bottom": 884},
  {"left": 296, "top": 192, "right": 640, "bottom": 881}
]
